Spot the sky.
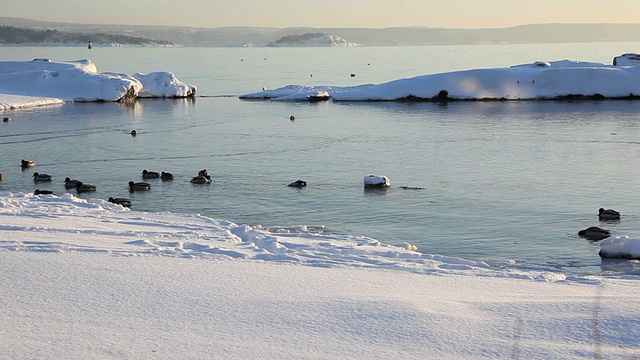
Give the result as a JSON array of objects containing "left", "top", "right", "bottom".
[{"left": 4, "top": 0, "right": 640, "bottom": 29}]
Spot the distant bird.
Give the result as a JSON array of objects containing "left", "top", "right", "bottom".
[
  {"left": 131, "top": 130, "right": 137, "bottom": 136},
  {"left": 108, "top": 197, "right": 131, "bottom": 207},
  {"left": 190, "top": 174, "right": 211, "bottom": 184},
  {"left": 198, "top": 169, "right": 209, "bottom": 177},
  {"left": 3, "top": 116, "right": 11, "bottom": 122},
  {"left": 129, "top": 181, "right": 151, "bottom": 191},
  {"left": 21, "top": 159, "right": 35, "bottom": 168},
  {"left": 288, "top": 180, "right": 307, "bottom": 188},
  {"left": 289, "top": 115, "right": 295, "bottom": 121},
  {"left": 33, "top": 172, "right": 51, "bottom": 182},
  {"left": 161, "top": 171, "right": 174, "bottom": 181},
  {"left": 141, "top": 170, "right": 160, "bottom": 179},
  {"left": 64, "top": 177, "right": 82, "bottom": 189},
  {"left": 75, "top": 182, "right": 97, "bottom": 193},
  {"left": 599, "top": 208, "right": 620, "bottom": 221},
  {"left": 578, "top": 226, "right": 611, "bottom": 241},
  {"left": 34, "top": 189, "right": 55, "bottom": 195}
]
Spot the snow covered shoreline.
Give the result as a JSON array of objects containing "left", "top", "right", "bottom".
[
  {"left": 0, "top": 59, "right": 196, "bottom": 110},
  {"left": 4, "top": 250, "right": 639, "bottom": 359},
  {"left": 241, "top": 53, "right": 640, "bottom": 102},
  {"left": 1, "top": 192, "right": 639, "bottom": 359}
]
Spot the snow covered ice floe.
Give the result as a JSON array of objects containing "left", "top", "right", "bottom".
[
  {"left": 0, "top": 58, "right": 196, "bottom": 109},
  {"left": 363, "top": 175, "right": 391, "bottom": 188},
  {"left": 240, "top": 53, "right": 640, "bottom": 102},
  {"left": 133, "top": 72, "right": 197, "bottom": 98},
  {"left": 599, "top": 235, "right": 640, "bottom": 260}
]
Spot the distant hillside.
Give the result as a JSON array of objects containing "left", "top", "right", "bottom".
[
  {"left": 269, "top": 33, "right": 357, "bottom": 47},
  {"left": 3, "top": 18, "right": 640, "bottom": 47},
  {"left": 0, "top": 25, "right": 174, "bottom": 46}
]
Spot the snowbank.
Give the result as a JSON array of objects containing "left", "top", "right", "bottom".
[
  {"left": 241, "top": 55, "right": 640, "bottom": 102},
  {"left": 1, "top": 192, "right": 639, "bottom": 359},
  {"left": 0, "top": 59, "right": 196, "bottom": 109},
  {"left": 600, "top": 235, "right": 640, "bottom": 259}
]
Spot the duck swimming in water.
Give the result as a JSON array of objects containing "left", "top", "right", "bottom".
[
  {"left": 578, "top": 226, "right": 611, "bottom": 241},
  {"left": 75, "top": 182, "right": 97, "bottom": 193},
  {"left": 64, "top": 177, "right": 82, "bottom": 189},
  {"left": 161, "top": 171, "right": 174, "bottom": 181},
  {"left": 288, "top": 180, "right": 307, "bottom": 188},
  {"left": 191, "top": 174, "right": 211, "bottom": 184},
  {"left": 129, "top": 181, "right": 151, "bottom": 191},
  {"left": 21, "top": 159, "right": 35, "bottom": 169},
  {"left": 34, "top": 189, "right": 55, "bottom": 195},
  {"left": 141, "top": 170, "right": 160, "bottom": 179},
  {"left": 598, "top": 208, "right": 620, "bottom": 221},
  {"left": 108, "top": 197, "right": 131, "bottom": 207},
  {"left": 33, "top": 172, "right": 51, "bottom": 182}
]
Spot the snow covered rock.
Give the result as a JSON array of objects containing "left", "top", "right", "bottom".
[{"left": 364, "top": 175, "right": 390, "bottom": 188}]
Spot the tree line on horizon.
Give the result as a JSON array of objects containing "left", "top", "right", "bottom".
[{"left": 0, "top": 25, "right": 174, "bottom": 46}]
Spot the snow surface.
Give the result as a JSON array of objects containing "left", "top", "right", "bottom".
[
  {"left": 240, "top": 55, "right": 640, "bottom": 101},
  {"left": 364, "top": 174, "right": 390, "bottom": 187},
  {"left": 0, "top": 59, "right": 196, "bottom": 109},
  {"left": 600, "top": 235, "right": 640, "bottom": 259},
  {"left": 1, "top": 192, "right": 640, "bottom": 359}
]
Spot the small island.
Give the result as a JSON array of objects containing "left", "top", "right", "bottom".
[
  {"left": 267, "top": 32, "right": 357, "bottom": 47},
  {"left": 241, "top": 53, "right": 640, "bottom": 102},
  {"left": 0, "top": 25, "right": 174, "bottom": 46}
]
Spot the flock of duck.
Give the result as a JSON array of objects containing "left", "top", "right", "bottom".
[
  {"left": 578, "top": 208, "right": 621, "bottom": 241},
  {"left": 5, "top": 159, "right": 316, "bottom": 209},
  {"left": 9, "top": 159, "right": 225, "bottom": 208}
]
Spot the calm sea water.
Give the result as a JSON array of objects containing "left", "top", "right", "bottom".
[{"left": 3, "top": 42, "right": 640, "bottom": 276}]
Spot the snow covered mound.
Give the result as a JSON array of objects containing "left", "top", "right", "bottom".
[
  {"left": 0, "top": 59, "right": 140, "bottom": 103},
  {"left": 613, "top": 53, "right": 640, "bottom": 66},
  {"left": 241, "top": 54, "right": 640, "bottom": 102},
  {"left": 599, "top": 236, "right": 640, "bottom": 260},
  {"left": 269, "top": 33, "right": 358, "bottom": 47},
  {"left": 133, "top": 72, "right": 197, "bottom": 98},
  {"left": 364, "top": 175, "right": 391, "bottom": 188},
  {"left": 0, "top": 59, "right": 196, "bottom": 109}
]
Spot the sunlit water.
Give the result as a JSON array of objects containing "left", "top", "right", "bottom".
[{"left": 3, "top": 42, "right": 640, "bottom": 276}]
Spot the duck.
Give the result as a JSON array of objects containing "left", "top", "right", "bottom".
[
  {"left": 33, "top": 172, "right": 52, "bottom": 182},
  {"left": 129, "top": 181, "right": 151, "bottom": 191},
  {"left": 190, "top": 174, "right": 211, "bottom": 184},
  {"left": 75, "top": 182, "right": 97, "bottom": 193},
  {"left": 34, "top": 189, "right": 55, "bottom": 195},
  {"left": 198, "top": 169, "right": 209, "bottom": 177},
  {"left": 108, "top": 197, "right": 131, "bottom": 207},
  {"left": 0, "top": 173, "right": 3, "bottom": 180},
  {"left": 64, "top": 177, "right": 82, "bottom": 189},
  {"left": 578, "top": 226, "right": 611, "bottom": 241},
  {"left": 288, "top": 180, "right": 307, "bottom": 188},
  {"left": 598, "top": 208, "right": 620, "bottom": 221},
  {"left": 161, "top": 171, "right": 174, "bottom": 181},
  {"left": 141, "top": 170, "right": 160, "bottom": 179},
  {"left": 131, "top": 130, "right": 137, "bottom": 136},
  {"left": 3, "top": 116, "right": 11, "bottom": 122},
  {"left": 21, "top": 159, "right": 35, "bottom": 168}
]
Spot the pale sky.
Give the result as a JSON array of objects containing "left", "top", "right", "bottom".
[{"left": 4, "top": 0, "right": 640, "bottom": 29}]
